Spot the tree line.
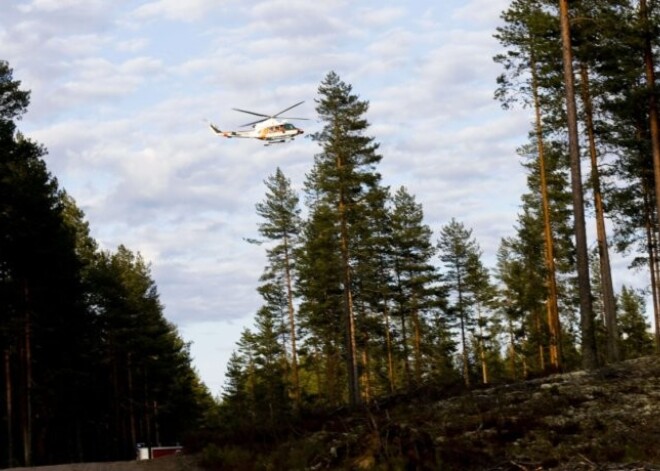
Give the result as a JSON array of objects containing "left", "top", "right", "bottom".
[
  {"left": 218, "top": 0, "right": 660, "bottom": 439},
  {"left": 0, "top": 61, "right": 215, "bottom": 468},
  {"left": 3, "top": 0, "right": 660, "bottom": 464}
]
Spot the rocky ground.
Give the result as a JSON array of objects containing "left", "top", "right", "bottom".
[{"left": 292, "top": 356, "right": 660, "bottom": 470}]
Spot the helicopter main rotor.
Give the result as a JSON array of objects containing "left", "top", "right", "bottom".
[{"left": 233, "top": 101, "right": 309, "bottom": 127}]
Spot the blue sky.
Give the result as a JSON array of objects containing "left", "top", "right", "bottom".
[{"left": 2, "top": 0, "right": 649, "bottom": 395}]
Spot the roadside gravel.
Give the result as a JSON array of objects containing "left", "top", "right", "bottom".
[{"left": 1, "top": 455, "right": 203, "bottom": 471}]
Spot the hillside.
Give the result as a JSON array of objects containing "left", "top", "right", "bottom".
[{"left": 262, "top": 356, "right": 660, "bottom": 470}]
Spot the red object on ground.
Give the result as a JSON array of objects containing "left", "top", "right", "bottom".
[{"left": 150, "top": 446, "right": 183, "bottom": 459}]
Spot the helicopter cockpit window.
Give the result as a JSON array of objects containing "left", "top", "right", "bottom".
[{"left": 284, "top": 123, "right": 295, "bottom": 130}]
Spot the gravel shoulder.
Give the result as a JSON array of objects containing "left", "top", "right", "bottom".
[{"left": 1, "top": 455, "right": 203, "bottom": 471}]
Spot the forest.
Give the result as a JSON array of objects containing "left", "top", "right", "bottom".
[
  {"left": 213, "top": 0, "right": 660, "bottom": 457},
  {"left": 0, "top": 62, "right": 216, "bottom": 467},
  {"left": 2, "top": 0, "right": 660, "bottom": 469}
]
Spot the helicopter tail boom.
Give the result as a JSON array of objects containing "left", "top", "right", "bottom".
[{"left": 209, "top": 123, "right": 240, "bottom": 138}]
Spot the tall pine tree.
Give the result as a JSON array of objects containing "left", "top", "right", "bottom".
[
  {"left": 255, "top": 167, "right": 302, "bottom": 406},
  {"left": 305, "top": 71, "right": 384, "bottom": 407}
]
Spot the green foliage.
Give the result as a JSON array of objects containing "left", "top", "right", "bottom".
[
  {"left": 0, "top": 60, "right": 30, "bottom": 122},
  {"left": 304, "top": 71, "right": 387, "bottom": 406},
  {"left": 0, "top": 60, "right": 214, "bottom": 467},
  {"left": 617, "top": 285, "right": 654, "bottom": 359},
  {"left": 6, "top": 0, "right": 660, "bottom": 455},
  {"left": 198, "top": 444, "right": 258, "bottom": 471},
  {"left": 390, "top": 186, "right": 447, "bottom": 387},
  {"left": 438, "top": 219, "right": 491, "bottom": 384},
  {"left": 494, "top": 135, "right": 584, "bottom": 377},
  {"left": 254, "top": 167, "right": 302, "bottom": 406},
  {"left": 0, "top": 60, "right": 96, "bottom": 467}
]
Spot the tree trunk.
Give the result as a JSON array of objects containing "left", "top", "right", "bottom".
[
  {"left": 282, "top": 236, "right": 300, "bottom": 407},
  {"left": 143, "top": 368, "right": 151, "bottom": 447},
  {"left": 458, "top": 287, "right": 470, "bottom": 387},
  {"left": 325, "top": 347, "right": 340, "bottom": 407},
  {"left": 579, "top": 62, "right": 620, "bottom": 363},
  {"left": 531, "top": 47, "right": 562, "bottom": 371},
  {"left": 383, "top": 302, "right": 395, "bottom": 393},
  {"left": 477, "top": 308, "right": 488, "bottom": 384},
  {"left": 337, "top": 157, "right": 360, "bottom": 407},
  {"left": 650, "top": 229, "right": 660, "bottom": 353},
  {"left": 153, "top": 400, "right": 160, "bottom": 447},
  {"left": 396, "top": 271, "right": 412, "bottom": 388},
  {"left": 559, "top": 0, "right": 598, "bottom": 370},
  {"left": 536, "top": 308, "right": 545, "bottom": 372},
  {"left": 111, "top": 345, "right": 122, "bottom": 458},
  {"left": 22, "top": 280, "right": 32, "bottom": 467},
  {"left": 641, "top": 0, "right": 660, "bottom": 251},
  {"left": 361, "top": 346, "right": 371, "bottom": 403},
  {"left": 410, "top": 291, "right": 422, "bottom": 385},
  {"left": 399, "top": 307, "right": 411, "bottom": 388},
  {"left": 646, "top": 188, "right": 660, "bottom": 352},
  {"left": 411, "top": 309, "right": 422, "bottom": 385},
  {"left": 127, "top": 353, "right": 137, "bottom": 450},
  {"left": 640, "top": 0, "right": 660, "bottom": 354},
  {"left": 507, "top": 317, "right": 517, "bottom": 381},
  {"left": 5, "top": 349, "right": 13, "bottom": 467}
]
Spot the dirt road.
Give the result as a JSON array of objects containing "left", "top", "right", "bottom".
[{"left": 1, "top": 455, "right": 203, "bottom": 471}]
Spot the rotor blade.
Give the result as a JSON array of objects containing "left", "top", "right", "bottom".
[
  {"left": 232, "top": 108, "right": 270, "bottom": 118},
  {"left": 273, "top": 101, "right": 305, "bottom": 118},
  {"left": 280, "top": 117, "right": 310, "bottom": 121},
  {"left": 240, "top": 117, "right": 268, "bottom": 127}
]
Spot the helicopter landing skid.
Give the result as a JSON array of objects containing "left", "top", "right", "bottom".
[{"left": 264, "top": 138, "right": 294, "bottom": 147}]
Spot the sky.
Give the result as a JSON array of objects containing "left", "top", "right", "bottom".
[{"left": 1, "top": 0, "right": 651, "bottom": 396}]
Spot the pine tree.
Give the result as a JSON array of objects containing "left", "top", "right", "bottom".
[
  {"left": 617, "top": 285, "right": 654, "bottom": 359},
  {"left": 220, "top": 351, "right": 252, "bottom": 436},
  {"left": 496, "top": 234, "right": 542, "bottom": 379},
  {"left": 438, "top": 219, "right": 488, "bottom": 386},
  {"left": 255, "top": 167, "right": 302, "bottom": 406},
  {"left": 594, "top": 1, "right": 660, "bottom": 350},
  {"left": 306, "top": 71, "right": 384, "bottom": 407},
  {"left": 0, "top": 60, "right": 212, "bottom": 466},
  {"left": 0, "top": 60, "right": 90, "bottom": 466},
  {"left": 494, "top": 0, "right": 567, "bottom": 371},
  {"left": 464, "top": 249, "right": 498, "bottom": 384},
  {"left": 553, "top": 0, "right": 636, "bottom": 365},
  {"left": 220, "top": 303, "right": 291, "bottom": 439},
  {"left": 494, "top": 0, "right": 645, "bottom": 369},
  {"left": 85, "top": 246, "right": 209, "bottom": 458},
  {"left": 351, "top": 185, "right": 396, "bottom": 395},
  {"left": 295, "top": 203, "right": 345, "bottom": 407},
  {"left": 389, "top": 187, "right": 443, "bottom": 387}
]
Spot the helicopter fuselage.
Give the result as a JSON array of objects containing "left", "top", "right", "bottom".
[
  {"left": 209, "top": 101, "right": 307, "bottom": 145},
  {"left": 256, "top": 119, "right": 304, "bottom": 141},
  {"left": 210, "top": 119, "right": 303, "bottom": 143}
]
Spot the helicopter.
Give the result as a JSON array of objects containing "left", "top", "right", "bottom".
[{"left": 209, "top": 101, "right": 308, "bottom": 146}]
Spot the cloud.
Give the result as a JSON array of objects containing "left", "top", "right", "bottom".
[
  {"left": 249, "top": 1, "right": 350, "bottom": 40},
  {"left": 18, "top": 0, "right": 103, "bottom": 12},
  {"left": 454, "top": 0, "right": 510, "bottom": 28},
  {"left": 57, "top": 56, "right": 163, "bottom": 100},
  {"left": 357, "top": 7, "right": 406, "bottom": 27},
  {"left": 13, "top": 0, "right": 120, "bottom": 33},
  {"left": 116, "top": 38, "right": 150, "bottom": 53},
  {"left": 130, "top": 0, "right": 221, "bottom": 22}
]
